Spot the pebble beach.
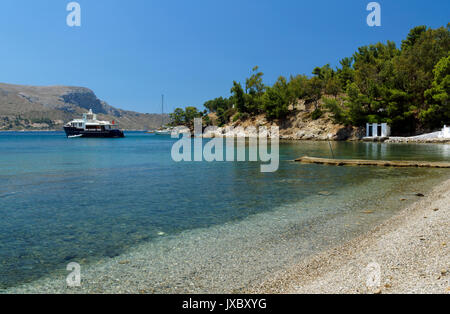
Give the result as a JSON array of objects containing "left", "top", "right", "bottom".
[{"left": 250, "top": 178, "right": 450, "bottom": 294}]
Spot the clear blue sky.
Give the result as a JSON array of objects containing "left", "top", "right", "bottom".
[{"left": 0, "top": 0, "right": 448, "bottom": 113}]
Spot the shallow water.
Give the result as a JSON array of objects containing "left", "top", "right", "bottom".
[{"left": 0, "top": 132, "right": 449, "bottom": 290}]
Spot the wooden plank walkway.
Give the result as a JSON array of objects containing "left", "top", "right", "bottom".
[{"left": 295, "top": 156, "right": 450, "bottom": 168}]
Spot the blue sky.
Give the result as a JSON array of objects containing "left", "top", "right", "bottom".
[{"left": 0, "top": 0, "right": 448, "bottom": 113}]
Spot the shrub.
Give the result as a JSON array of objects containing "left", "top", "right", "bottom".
[
  {"left": 323, "top": 97, "right": 348, "bottom": 124},
  {"left": 240, "top": 112, "right": 250, "bottom": 120},
  {"left": 311, "top": 108, "right": 323, "bottom": 120}
]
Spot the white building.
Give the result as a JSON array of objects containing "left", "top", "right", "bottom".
[
  {"left": 366, "top": 123, "right": 391, "bottom": 138},
  {"left": 439, "top": 125, "right": 450, "bottom": 138}
]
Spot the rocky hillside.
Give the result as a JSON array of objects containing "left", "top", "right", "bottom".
[
  {"left": 205, "top": 99, "right": 364, "bottom": 141},
  {"left": 0, "top": 83, "right": 170, "bottom": 130}
]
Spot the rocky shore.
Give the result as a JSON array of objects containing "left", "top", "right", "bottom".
[
  {"left": 203, "top": 113, "right": 363, "bottom": 141},
  {"left": 386, "top": 137, "right": 450, "bottom": 144},
  {"left": 249, "top": 178, "right": 450, "bottom": 294},
  {"left": 203, "top": 113, "right": 450, "bottom": 143}
]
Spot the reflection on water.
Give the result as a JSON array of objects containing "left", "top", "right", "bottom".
[{"left": 0, "top": 132, "right": 449, "bottom": 289}]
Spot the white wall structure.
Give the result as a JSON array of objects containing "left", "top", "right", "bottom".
[
  {"left": 366, "top": 123, "right": 391, "bottom": 138},
  {"left": 439, "top": 125, "right": 450, "bottom": 138}
]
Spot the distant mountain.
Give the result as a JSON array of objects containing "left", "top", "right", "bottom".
[{"left": 0, "top": 83, "right": 170, "bottom": 130}]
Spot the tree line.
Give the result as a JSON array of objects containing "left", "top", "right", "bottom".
[{"left": 170, "top": 24, "right": 449, "bottom": 135}]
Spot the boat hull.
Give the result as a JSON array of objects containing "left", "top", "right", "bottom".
[{"left": 64, "top": 127, "right": 125, "bottom": 138}]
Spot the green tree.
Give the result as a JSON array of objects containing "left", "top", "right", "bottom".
[
  {"left": 345, "top": 83, "right": 369, "bottom": 126},
  {"left": 245, "top": 66, "right": 265, "bottom": 96},
  {"left": 323, "top": 97, "right": 347, "bottom": 124},
  {"left": 184, "top": 106, "right": 202, "bottom": 129},
  {"left": 305, "top": 77, "right": 323, "bottom": 110},
  {"left": 394, "top": 25, "right": 450, "bottom": 112},
  {"left": 245, "top": 66, "right": 265, "bottom": 114},
  {"left": 169, "top": 108, "right": 185, "bottom": 126},
  {"left": 325, "top": 76, "right": 341, "bottom": 98},
  {"left": 230, "top": 81, "right": 247, "bottom": 113},
  {"left": 263, "top": 76, "right": 290, "bottom": 120},
  {"left": 336, "top": 57, "right": 354, "bottom": 90},
  {"left": 312, "top": 64, "right": 334, "bottom": 81},
  {"left": 287, "top": 74, "right": 309, "bottom": 101},
  {"left": 204, "top": 97, "right": 232, "bottom": 113},
  {"left": 401, "top": 25, "right": 427, "bottom": 50},
  {"left": 421, "top": 54, "right": 450, "bottom": 128}
]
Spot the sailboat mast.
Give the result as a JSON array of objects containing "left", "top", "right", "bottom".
[{"left": 161, "top": 94, "right": 164, "bottom": 128}]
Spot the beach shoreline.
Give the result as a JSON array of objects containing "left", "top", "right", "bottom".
[
  {"left": 2, "top": 169, "right": 449, "bottom": 294},
  {"left": 248, "top": 178, "right": 450, "bottom": 294}
]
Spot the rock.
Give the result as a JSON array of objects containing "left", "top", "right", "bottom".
[
  {"left": 384, "top": 283, "right": 392, "bottom": 289},
  {"left": 118, "top": 260, "right": 130, "bottom": 265},
  {"left": 373, "top": 288, "right": 382, "bottom": 294},
  {"left": 318, "top": 191, "right": 331, "bottom": 196},
  {"left": 400, "top": 198, "right": 407, "bottom": 201},
  {"left": 433, "top": 208, "right": 439, "bottom": 212},
  {"left": 415, "top": 193, "right": 425, "bottom": 197},
  {"left": 362, "top": 210, "right": 375, "bottom": 214},
  {"left": 441, "top": 269, "right": 447, "bottom": 276}
]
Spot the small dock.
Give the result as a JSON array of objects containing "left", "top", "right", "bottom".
[{"left": 295, "top": 156, "right": 450, "bottom": 168}]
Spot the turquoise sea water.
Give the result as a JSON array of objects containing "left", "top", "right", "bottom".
[{"left": 0, "top": 131, "right": 449, "bottom": 290}]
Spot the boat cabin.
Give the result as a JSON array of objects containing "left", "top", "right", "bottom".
[{"left": 66, "top": 109, "right": 118, "bottom": 131}]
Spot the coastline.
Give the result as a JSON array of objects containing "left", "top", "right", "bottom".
[
  {"left": 248, "top": 178, "right": 450, "bottom": 294},
  {"left": 2, "top": 129, "right": 450, "bottom": 144}
]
